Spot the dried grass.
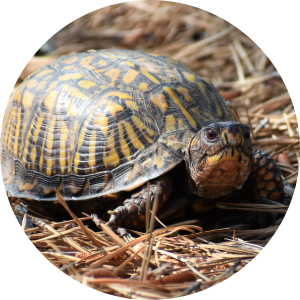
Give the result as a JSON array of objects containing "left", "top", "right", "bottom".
[{"left": 9, "top": 1, "right": 298, "bottom": 299}]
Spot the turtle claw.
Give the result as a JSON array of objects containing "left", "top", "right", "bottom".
[
  {"left": 106, "top": 178, "right": 172, "bottom": 229},
  {"left": 106, "top": 196, "right": 145, "bottom": 228}
]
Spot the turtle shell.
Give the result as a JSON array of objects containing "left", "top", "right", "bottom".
[{"left": 1, "top": 49, "right": 234, "bottom": 206}]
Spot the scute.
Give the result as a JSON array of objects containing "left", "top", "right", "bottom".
[{"left": 1, "top": 49, "right": 234, "bottom": 202}]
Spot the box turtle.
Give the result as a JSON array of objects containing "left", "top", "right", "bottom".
[{"left": 1, "top": 49, "right": 284, "bottom": 228}]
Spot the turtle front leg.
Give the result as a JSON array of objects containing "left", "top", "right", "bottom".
[
  {"left": 106, "top": 176, "right": 173, "bottom": 229},
  {"left": 248, "top": 149, "right": 284, "bottom": 201}
]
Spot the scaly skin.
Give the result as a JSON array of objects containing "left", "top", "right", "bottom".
[
  {"left": 106, "top": 176, "right": 173, "bottom": 228},
  {"left": 247, "top": 149, "right": 284, "bottom": 201}
]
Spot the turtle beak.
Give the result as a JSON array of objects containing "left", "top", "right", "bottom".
[{"left": 221, "top": 124, "right": 243, "bottom": 146}]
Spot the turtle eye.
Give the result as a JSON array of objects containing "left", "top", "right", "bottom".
[
  {"left": 206, "top": 129, "right": 217, "bottom": 140},
  {"left": 244, "top": 131, "right": 250, "bottom": 139}
]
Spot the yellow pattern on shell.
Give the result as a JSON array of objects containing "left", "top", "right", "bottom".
[
  {"left": 93, "top": 111, "right": 109, "bottom": 136},
  {"left": 158, "top": 75, "right": 171, "bottom": 82},
  {"left": 13, "top": 106, "right": 22, "bottom": 155},
  {"left": 44, "top": 91, "right": 58, "bottom": 110},
  {"left": 59, "top": 123, "right": 69, "bottom": 173},
  {"left": 140, "top": 67, "right": 160, "bottom": 84},
  {"left": 74, "top": 152, "right": 80, "bottom": 172},
  {"left": 197, "top": 82, "right": 210, "bottom": 106},
  {"left": 37, "top": 81, "right": 46, "bottom": 91},
  {"left": 202, "top": 111, "right": 217, "bottom": 122},
  {"left": 123, "top": 121, "right": 145, "bottom": 151},
  {"left": 163, "top": 86, "right": 197, "bottom": 129},
  {"left": 62, "top": 65, "right": 78, "bottom": 71},
  {"left": 140, "top": 62, "right": 161, "bottom": 73},
  {"left": 219, "top": 97, "right": 231, "bottom": 119},
  {"left": 102, "top": 53, "right": 118, "bottom": 60},
  {"left": 79, "top": 119, "right": 92, "bottom": 151},
  {"left": 183, "top": 72, "right": 196, "bottom": 83},
  {"left": 101, "top": 91, "right": 132, "bottom": 101},
  {"left": 211, "top": 93, "right": 223, "bottom": 117},
  {"left": 177, "top": 118, "right": 186, "bottom": 130},
  {"left": 63, "top": 57, "right": 78, "bottom": 64},
  {"left": 138, "top": 82, "right": 148, "bottom": 91},
  {"left": 126, "top": 100, "right": 138, "bottom": 111},
  {"left": 165, "top": 115, "right": 176, "bottom": 133},
  {"left": 105, "top": 101, "right": 124, "bottom": 116},
  {"left": 151, "top": 94, "right": 168, "bottom": 113},
  {"left": 22, "top": 138, "right": 30, "bottom": 165},
  {"left": 26, "top": 79, "right": 38, "bottom": 88},
  {"left": 124, "top": 60, "right": 135, "bottom": 67},
  {"left": 78, "top": 80, "right": 96, "bottom": 89},
  {"left": 30, "top": 146, "right": 37, "bottom": 165},
  {"left": 154, "top": 156, "right": 164, "bottom": 169},
  {"left": 103, "top": 129, "right": 120, "bottom": 168},
  {"left": 125, "top": 164, "right": 143, "bottom": 183},
  {"left": 79, "top": 56, "right": 95, "bottom": 69},
  {"left": 46, "top": 81, "right": 58, "bottom": 92},
  {"left": 88, "top": 130, "right": 97, "bottom": 168},
  {"left": 123, "top": 69, "right": 139, "bottom": 84},
  {"left": 46, "top": 118, "right": 56, "bottom": 151},
  {"left": 36, "top": 69, "right": 54, "bottom": 78},
  {"left": 105, "top": 68, "right": 120, "bottom": 86},
  {"left": 165, "top": 69, "right": 178, "bottom": 79},
  {"left": 191, "top": 108, "right": 200, "bottom": 116},
  {"left": 44, "top": 118, "right": 56, "bottom": 175},
  {"left": 98, "top": 59, "right": 107, "bottom": 66},
  {"left": 146, "top": 126, "right": 155, "bottom": 137},
  {"left": 65, "top": 86, "right": 88, "bottom": 100},
  {"left": 176, "top": 87, "right": 192, "bottom": 102},
  {"left": 59, "top": 73, "right": 83, "bottom": 81},
  {"left": 118, "top": 123, "right": 131, "bottom": 160},
  {"left": 66, "top": 104, "right": 79, "bottom": 117},
  {"left": 22, "top": 91, "right": 34, "bottom": 108},
  {"left": 31, "top": 116, "right": 42, "bottom": 142},
  {"left": 131, "top": 116, "right": 154, "bottom": 144},
  {"left": 75, "top": 113, "right": 94, "bottom": 171}
]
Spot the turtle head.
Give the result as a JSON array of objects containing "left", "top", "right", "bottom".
[{"left": 184, "top": 121, "right": 252, "bottom": 198}]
